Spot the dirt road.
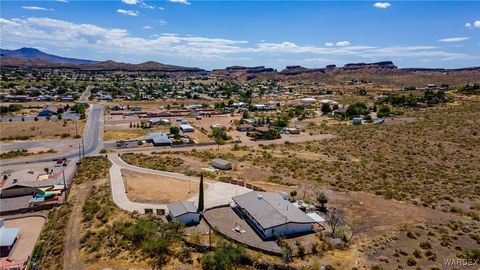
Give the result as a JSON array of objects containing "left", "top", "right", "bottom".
[{"left": 63, "top": 179, "right": 103, "bottom": 270}]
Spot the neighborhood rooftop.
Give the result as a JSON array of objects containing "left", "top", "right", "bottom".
[
  {"left": 232, "top": 191, "right": 314, "bottom": 229},
  {"left": 167, "top": 201, "right": 197, "bottom": 218},
  {"left": 0, "top": 224, "right": 20, "bottom": 247}
]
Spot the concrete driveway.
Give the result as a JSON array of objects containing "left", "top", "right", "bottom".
[{"left": 108, "top": 154, "right": 251, "bottom": 214}]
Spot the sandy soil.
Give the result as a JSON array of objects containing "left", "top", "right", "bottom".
[
  {"left": 4, "top": 216, "right": 46, "bottom": 261},
  {"left": 0, "top": 120, "right": 86, "bottom": 140},
  {"left": 122, "top": 169, "right": 208, "bottom": 204}
]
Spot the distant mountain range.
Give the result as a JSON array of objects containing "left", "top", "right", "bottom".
[
  {"left": 0, "top": 47, "right": 205, "bottom": 73},
  {"left": 0, "top": 47, "right": 98, "bottom": 65}
]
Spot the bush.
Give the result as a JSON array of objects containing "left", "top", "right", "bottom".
[
  {"left": 346, "top": 102, "right": 368, "bottom": 118},
  {"left": 126, "top": 218, "right": 157, "bottom": 246},
  {"left": 377, "top": 105, "right": 391, "bottom": 118},
  {"left": 201, "top": 242, "right": 251, "bottom": 270},
  {"left": 407, "top": 257, "right": 417, "bottom": 266}
]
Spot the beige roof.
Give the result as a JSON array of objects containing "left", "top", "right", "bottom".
[{"left": 37, "top": 174, "right": 49, "bottom": 181}]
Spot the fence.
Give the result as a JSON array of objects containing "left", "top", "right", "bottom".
[{"left": 218, "top": 176, "right": 265, "bottom": 192}]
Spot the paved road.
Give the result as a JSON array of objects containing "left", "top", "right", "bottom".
[
  {"left": 1, "top": 104, "right": 104, "bottom": 166},
  {"left": 108, "top": 154, "right": 251, "bottom": 214},
  {"left": 78, "top": 86, "right": 92, "bottom": 103}
]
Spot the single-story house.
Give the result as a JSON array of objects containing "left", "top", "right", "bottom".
[
  {"left": 0, "top": 179, "right": 58, "bottom": 198},
  {"left": 284, "top": 127, "right": 300, "bottom": 134},
  {"left": 131, "top": 106, "right": 143, "bottom": 111},
  {"left": 210, "top": 124, "right": 225, "bottom": 130},
  {"left": 0, "top": 183, "right": 41, "bottom": 198},
  {"left": 167, "top": 201, "right": 200, "bottom": 225},
  {"left": 61, "top": 96, "right": 75, "bottom": 102},
  {"left": 179, "top": 124, "right": 195, "bottom": 133},
  {"left": 147, "top": 118, "right": 170, "bottom": 125},
  {"left": 0, "top": 220, "right": 20, "bottom": 257},
  {"left": 253, "top": 104, "right": 267, "bottom": 110},
  {"left": 212, "top": 159, "right": 232, "bottom": 170},
  {"left": 146, "top": 132, "right": 172, "bottom": 146},
  {"left": 242, "top": 118, "right": 256, "bottom": 125},
  {"left": 232, "top": 191, "right": 314, "bottom": 239},
  {"left": 111, "top": 105, "right": 126, "bottom": 111},
  {"left": 231, "top": 102, "right": 246, "bottom": 108},
  {"left": 38, "top": 105, "right": 59, "bottom": 116},
  {"left": 416, "top": 102, "right": 428, "bottom": 109},
  {"left": 236, "top": 124, "right": 254, "bottom": 132},
  {"left": 301, "top": 98, "right": 317, "bottom": 105}
]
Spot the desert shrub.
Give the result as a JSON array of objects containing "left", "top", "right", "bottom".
[
  {"left": 126, "top": 218, "right": 157, "bottom": 246},
  {"left": 201, "top": 242, "right": 251, "bottom": 270},
  {"left": 457, "top": 248, "right": 480, "bottom": 261},
  {"left": 407, "top": 257, "right": 417, "bottom": 266}
]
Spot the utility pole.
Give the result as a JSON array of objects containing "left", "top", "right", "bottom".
[
  {"left": 75, "top": 120, "right": 78, "bottom": 136},
  {"left": 82, "top": 137, "right": 85, "bottom": 158},
  {"left": 63, "top": 169, "right": 69, "bottom": 200},
  {"left": 78, "top": 143, "right": 82, "bottom": 163}
]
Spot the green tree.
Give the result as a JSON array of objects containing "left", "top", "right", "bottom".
[
  {"left": 316, "top": 191, "right": 328, "bottom": 210},
  {"left": 170, "top": 126, "right": 180, "bottom": 139},
  {"left": 346, "top": 102, "right": 368, "bottom": 118},
  {"left": 377, "top": 105, "right": 391, "bottom": 118},
  {"left": 321, "top": 103, "right": 332, "bottom": 114},
  {"left": 290, "top": 190, "right": 297, "bottom": 201}
]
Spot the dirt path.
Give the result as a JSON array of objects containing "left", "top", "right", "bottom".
[{"left": 64, "top": 179, "right": 104, "bottom": 270}]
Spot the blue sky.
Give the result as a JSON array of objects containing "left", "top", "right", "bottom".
[{"left": 1, "top": 1, "right": 479, "bottom": 69}]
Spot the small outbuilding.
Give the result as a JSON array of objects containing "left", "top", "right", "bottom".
[
  {"left": 212, "top": 159, "right": 232, "bottom": 170},
  {"left": 179, "top": 124, "right": 195, "bottom": 133},
  {"left": 167, "top": 201, "right": 200, "bottom": 225},
  {"left": 352, "top": 117, "right": 362, "bottom": 125}
]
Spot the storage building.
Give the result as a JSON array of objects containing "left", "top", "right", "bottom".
[
  {"left": 212, "top": 159, "right": 232, "bottom": 170},
  {"left": 167, "top": 201, "right": 200, "bottom": 225}
]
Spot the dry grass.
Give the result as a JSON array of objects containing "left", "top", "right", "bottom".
[
  {"left": 103, "top": 129, "right": 152, "bottom": 141},
  {"left": 0, "top": 119, "right": 85, "bottom": 140},
  {"left": 121, "top": 153, "right": 185, "bottom": 172},
  {"left": 123, "top": 169, "right": 208, "bottom": 204}
]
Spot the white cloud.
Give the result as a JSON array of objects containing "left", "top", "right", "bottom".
[
  {"left": 122, "top": 0, "right": 139, "bottom": 4},
  {"left": 438, "top": 37, "right": 470, "bottom": 42},
  {"left": 143, "top": 25, "right": 152, "bottom": 29},
  {"left": 474, "top": 20, "right": 480, "bottom": 29},
  {"left": 0, "top": 17, "right": 476, "bottom": 63},
  {"left": 159, "top": 20, "right": 167, "bottom": 26},
  {"left": 56, "top": 0, "right": 69, "bottom": 3},
  {"left": 22, "top": 6, "right": 53, "bottom": 11},
  {"left": 158, "top": 6, "right": 165, "bottom": 10},
  {"left": 169, "top": 0, "right": 191, "bottom": 5},
  {"left": 465, "top": 22, "right": 472, "bottom": 29},
  {"left": 324, "top": 42, "right": 334, "bottom": 47},
  {"left": 373, "top": 2, "right": 391, "bottom": 9},
  {"left": 117, "top": 9, "right": 139, "bottom": 16},
  {"left": 140, "top": 2, "right": 154, "bottom": 9},
  {"left": 336, "top": 41, "right": 350, "bottom": 47}
]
